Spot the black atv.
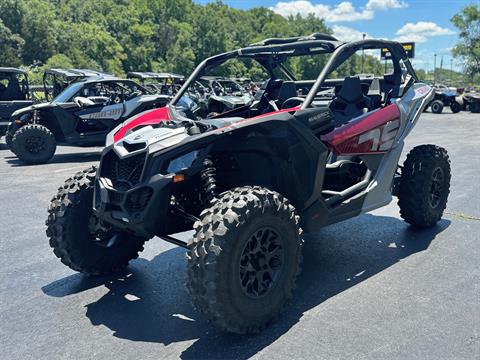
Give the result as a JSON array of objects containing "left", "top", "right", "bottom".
[
  {"left": 427, "top": 85, "right": 461, "bottom": 114},
  {"left": 46, "top": 34, "right": 450, "bottom": 334},
  {"left": 0, "top": 68, "right": 34, "bottom": 138},
  {"left": 7, "top": 77, "right": 168, "bottom": 164}
]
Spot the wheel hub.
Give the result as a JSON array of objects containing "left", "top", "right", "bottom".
[
  {"left": 25, "top": 136, "right": 45, "bottom": 153},
  {"left": 429, "top": 167, "right": 444, "bottom": 208},
  {"left": 239, "top": 226, "right": 284, "bottom": 298},
  {"left": 88, "top": 215, "right": 119, "bottom": 248}
]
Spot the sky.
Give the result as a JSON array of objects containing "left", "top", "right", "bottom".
[{"left": 196, "top": 0, "right": 475, "bottom": 72}]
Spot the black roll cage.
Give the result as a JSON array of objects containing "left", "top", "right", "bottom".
[{"left": 171, "top": 35, "right": 417, "bottom": 110}]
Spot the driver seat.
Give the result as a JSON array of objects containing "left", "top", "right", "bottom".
[{"left": 330, "top": 76, "right": 372, "bottom": 127}]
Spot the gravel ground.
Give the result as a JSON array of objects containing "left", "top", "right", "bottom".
[{"left": 0, "top": 110, "right": 478, "bottom": 360}]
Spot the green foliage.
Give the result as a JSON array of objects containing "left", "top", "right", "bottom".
[
  {"left": 0, "top": 0, "right": 386, "bottom": 82},
  {"left": 0, "top": 19, "right": 24, "bottom": 66},
  {"left": 451, "top": 4, "right": 480, "bottom": 77}
]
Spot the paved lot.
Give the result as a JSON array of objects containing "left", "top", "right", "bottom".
[{"left": 0, "top": 110, "right": 479, "bottom": 360}]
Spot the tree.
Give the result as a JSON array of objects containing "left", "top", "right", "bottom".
[
  {"left": 451, "top": 4, "right": 480, "bottom": 77},
  {"left": 0, "top": 19, "right": 24, "bottom": 66}
]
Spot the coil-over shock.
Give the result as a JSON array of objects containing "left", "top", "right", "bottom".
[{"left": 201, "top": 157, "right": 217, "bottom": 203}]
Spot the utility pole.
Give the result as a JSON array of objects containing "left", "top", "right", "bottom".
[
  {"left": 433, "top": 53, "right": 437, "bottom": 85},
  {"left": 361, "top": 33, "right": 366, "bottom": 73}
]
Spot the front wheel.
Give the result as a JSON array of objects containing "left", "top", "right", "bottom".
[
  {"left": 46, "top": 167, "right": 147, "bottom": 275},
  {"left": 186, "top": 186, "right": 303, "bottom": 334},
  {"left": 430, "top": 100, "right": 444, "bottom": 114},
  {"left": 397, "top": 145, "right": 451, "bottom": 228},
  {"left": 11, "top": 124, "right": 56, "bottom": 164}
]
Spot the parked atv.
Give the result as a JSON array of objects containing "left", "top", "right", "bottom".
[
  {"left": 46, "top": 34, "right": 450, "bottom": 334},
  {"left": 461, "top": 89, "right": 480, "bottom": 113},
  {"left": 427, "top": 84, "right": 461, "bottom": 114},
  {"left": 7, "top": 77, "right": 168, "bottom": 164},
  {"left": 0, "top": 68, "right": 34, "bottom": 138}
]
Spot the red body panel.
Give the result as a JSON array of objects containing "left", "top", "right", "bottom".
[
  {"left": 321, "top": 104, "right": 401, "bottom": 155},
  {"left": 113, "top": 105, "right": 300, "bottom": 142},
  {"left": 113, "top": 107, "right": 170, "bottom": 142}
]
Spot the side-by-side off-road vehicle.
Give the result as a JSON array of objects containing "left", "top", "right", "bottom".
[
  {"left": 127, "top": 71, "right": 185, "bottom": 96},
  {"left": 0, "top": 68, "right": 33, "bottom": 137},
  {"left": 46, "top": 33, "right": 451, "bottom": 334},
  {"left": 6, "top": 77, "right": 169, "bottom": 164},
  {"left": 43, "top": 68, "right": 113, "bottom": 101}
]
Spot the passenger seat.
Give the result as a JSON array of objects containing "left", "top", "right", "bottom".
[{"left": 329, "top": 76, "right": 372, "bottom": 126}]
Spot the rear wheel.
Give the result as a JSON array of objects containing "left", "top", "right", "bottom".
[
  {"left": 398, "top": 145, "right": 451, "bottom": 228},
  {"left": 430, "top": 100, "right": 444, "bottom": 114},
  {"left": 11, "top": 124, "right": 56, "bottom": 164},
  {"left": 46, "top": 167, "right": 147, "bottom": 275},
  {"left": 450, "top": 101, "right": 461, "bottom": 113},
  {"left": 470, "top": 101, "right": 480, "bottom": 113},
  {"left": 186, "top": 186, "right": 303, "bottom": 334}
]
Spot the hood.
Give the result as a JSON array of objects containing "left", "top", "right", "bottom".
[
  {"left": 113, "top": 124, "right": 188, "bottom": 158},
  {"left": 11, "top": 102, "right": 53, "bottom": 117},
  {"left": 107, "top": 106, "right": 171, "bottom": 146}
]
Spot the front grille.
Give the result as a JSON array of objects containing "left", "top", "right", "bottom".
[
  {"left": 101, "top": 150, "right": 146, "bottom": 189},
  {"left": 125, "top": 187, "right": 153, "bottom": 212}
]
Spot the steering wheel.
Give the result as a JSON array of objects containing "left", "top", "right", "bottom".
[{"left": 281, "top": 97, "right": 305, "bottom": 109}]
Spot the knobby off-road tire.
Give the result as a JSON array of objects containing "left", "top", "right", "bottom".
[
  {"left": 11, "top": 124, "right": 56, "bottom": 164},
  {"left": 398, "top": 145, "right": 451, "bottom": 228},
  {"left": 450, "top": 101, "right": 461, "bottom": 114},
  {"left": 186, "top": 186, "right": 303, "bottom": 334},
  {"left": 46, "top": 167, "right": 146, "bottom": 275},
  {"left": 5, "top": 130, "right": 14, "bottom": 151},
  {"left": 430, "top": 100, "right": 444, "bottom": 114}
]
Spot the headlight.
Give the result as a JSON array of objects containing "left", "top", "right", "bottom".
[{"left": 165, "top": 150, "right": 199, "bottom": 174}]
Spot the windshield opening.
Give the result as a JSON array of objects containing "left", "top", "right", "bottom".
[{"left": 51, "top": 82, "right": 83, "bottom": 103}]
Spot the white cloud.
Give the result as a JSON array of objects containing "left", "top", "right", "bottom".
[
  {"left": 270, "top": 0, "right": 407, "bottom": 23},
  {"left": 365, "top": 0, "right": 407, "bottom": 11},
  {"left": 395, "top": 21, "right": 455, "bottom": 43},
  {"left": 270, "top": 1, "right": 373, "bottom": 22},
  {"left": 332, "top": 25, "right": 369, "bottom": 41}
]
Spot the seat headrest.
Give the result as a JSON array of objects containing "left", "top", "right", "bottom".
[
  {"left": 338, "top": 76, "right": 363, "bottom": 103},
  {"left": 278, "top": 81, "right": 296, "bottom": 101},
  {"left": 368, "top": 78, "right": 381, "bottom": 95}
]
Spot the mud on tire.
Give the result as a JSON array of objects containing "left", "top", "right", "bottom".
[
  {"left": 46, "top": 167, "right": 146, "bottom": 275},
  {"left": 186, "top": 186, "right": 303, "bottom": 334},
  {"left": 398, "top": 145, "right": 451, "bottom": 228},
  {"left": 12, "top": 124, "right": 56, "bottom": 164}
]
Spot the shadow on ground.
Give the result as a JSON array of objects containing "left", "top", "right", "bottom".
[
  {"left": 5, "top": 150, "right": 102, "bottom": 166},
  {"left": 42, "top": 214, "right": 450, "bottom": 359}
]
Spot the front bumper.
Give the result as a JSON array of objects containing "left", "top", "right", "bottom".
[{"left": 93, "top": 149, "right": 174, "bottom": 238}]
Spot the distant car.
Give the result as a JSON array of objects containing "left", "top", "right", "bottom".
[
  {"left": 6, "top": 77, "right": 169, "bottom": 164},
  {"left": 0, "top": 67, "right": 34, "bottom": 137}
]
